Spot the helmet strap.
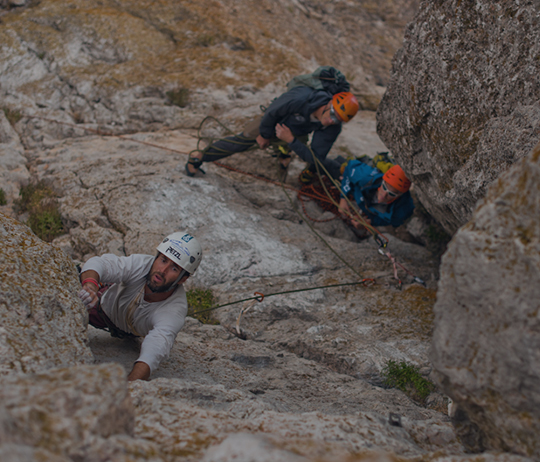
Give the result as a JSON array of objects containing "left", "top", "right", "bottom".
[
  {"left": 173, "top": 269, "right": 188, "bottom": 286},
  {"left": 155, "top": 253, "right": 189, "bottom": 286}
]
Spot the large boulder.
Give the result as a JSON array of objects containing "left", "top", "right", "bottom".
[
  {"left": 431, "top": 141, "right": 540, "bottom": 457},
  {"left": 0, "top": 363, "right": 157, "bottom": 461},
  {"left": 377, "top": 0, "right": 540, "bottom": 235},
  {"left": 0, "top": 212, "right": 93, "bottom": 373}
]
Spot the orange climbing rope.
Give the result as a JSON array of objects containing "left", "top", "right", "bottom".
[{"left": 297, "top": 176, "right": 341, "bottom": 223}]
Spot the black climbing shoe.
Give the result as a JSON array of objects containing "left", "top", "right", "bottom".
[{"left": 185, "top": 156, "right": 205, "bottom": 177}]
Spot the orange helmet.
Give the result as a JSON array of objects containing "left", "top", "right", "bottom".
[
  {"left": 332, "top": 92, "right": 359, "bottom": 122},
  {"left": 383, "top": 165, "right": 411, "bottom": 194}
]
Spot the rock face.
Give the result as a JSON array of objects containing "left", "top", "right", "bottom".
[
  {"left": 129, "top": 374, "right": 460, "bottom": 461},
  {"left": 0, "top": 0, "right": 418, "bottom": 150},
  {"left": 431, "top": 141, "right": 540, "bottom": 457},
  {"left": 32, "top": 127, "right": 441, "bottom": 382},
  {"left": 2, "top": 1, "right": 539, "bottom": 461},
  {"left": 0, "top": 212, "right": 93, "bottom": 373},
  {"left": 0, "top": 364, "right": 133, "bottom": 447},
  {"left": 0, "top": 363, "right": 158, "bottom": 461},
  {"left": 377, "top": 0, "right": 540, "bottom": 235}
]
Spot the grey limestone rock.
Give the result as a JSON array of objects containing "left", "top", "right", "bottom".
[
  {"left": 377, "top": 0, "right": 540, "bottom": 235},
  {"left": 0, "top": 212, "right": 94, "bottom": 373},
  {"left": 431, "top": 141, "right": 540, "bottom": 457},
  {"left": 0, "top": 363, "right": 135, "bottom": 459}
]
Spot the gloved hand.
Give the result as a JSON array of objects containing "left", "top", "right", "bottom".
[{"left": 78, "top": 289, "right": 98, "bottom": 309}]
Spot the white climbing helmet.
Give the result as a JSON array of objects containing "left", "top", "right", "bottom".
[{"left": 156, "top": 231, "right": 203, "bottom": 275}]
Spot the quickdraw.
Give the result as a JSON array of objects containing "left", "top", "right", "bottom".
[{"left": 233, "top": 280, "right": 376, "bottom": 336}]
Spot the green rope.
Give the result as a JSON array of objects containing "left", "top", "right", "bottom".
[
  {"left": 187, "top": 115, "right": 292, "bottom": 161},
  {"left": 304, "top": 147, "right": 427, "bottom": 285},
  {"left": 308, "top": 146, "right": 387, "bottom": 244},
  {"left": 278, "top": 170, "right": 366, "bottom": 280},
  {"left": 189, "top": 280, "right": 373, "bottom": 315}
]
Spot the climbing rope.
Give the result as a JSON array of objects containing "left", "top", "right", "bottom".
[
  {"left": 290, "top": 144, "right": 425, "bottom": 287},
  {"left": 189, "top": 280, "right": 375, "bottom": 316},
  {"left": 297, "top": 177, "right": 340, "bottom": 223},
  {"left": 23, "top": 113, "right": 424, "bottom": 287}
]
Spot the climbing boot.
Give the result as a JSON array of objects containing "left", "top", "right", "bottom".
[{"left": 185, "top": 154, "right": 205, "bottom": 177}]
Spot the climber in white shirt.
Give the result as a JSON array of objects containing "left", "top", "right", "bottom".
[{"left": 77, "top": 231, "right": 203, "bottom": 381}]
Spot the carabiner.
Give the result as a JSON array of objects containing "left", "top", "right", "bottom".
[
  {"left": 254, "top": 292, "right": 265, "bottom": 302},
  {"left": 374, "top": 234, "right": 387, "bottom": 249}
]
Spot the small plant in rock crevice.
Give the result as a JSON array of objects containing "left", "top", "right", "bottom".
[
  {"left": 186, "top": 287, "right": 220, "bottom": 325},
  {"left": 166, "top": 88, "right": 190, "bottom": 108},
  {"left": 2, "top": 106, "right": 23, "bottom": 126},
  {"left": 382, "top": 360, "right": 435, "bottom": 403},
  {"left": 14, "top": 181, "right": 65, "bottom": 242},
  {"left": 0, "top": 188, "right": 7, "bottom": 206},
  {"left": 196, "top": 33, "right": 215, "bottom": 47}
]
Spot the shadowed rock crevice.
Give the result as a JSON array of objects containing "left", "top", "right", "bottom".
[{"left": 431, "top": 141, "right": 540, "bottom": 457}]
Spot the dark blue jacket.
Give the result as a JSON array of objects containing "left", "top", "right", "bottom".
[
  {"left": 259, "top": 86, "right": 342, "bottom": 165},
  {"left": 341, "top": 160, "right": 415, "bottom": 228}
]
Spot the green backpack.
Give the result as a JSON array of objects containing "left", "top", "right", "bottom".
[{"left": 286, "top": 66, "right": 350, "bottom": 95}]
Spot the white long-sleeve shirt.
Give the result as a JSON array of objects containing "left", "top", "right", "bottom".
[{"left": 82, "top": 254, "right": 188, "bottom": 373}]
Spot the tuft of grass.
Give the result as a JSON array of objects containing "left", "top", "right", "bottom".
[
  {"left": 14, "top": 181, "right": 64, "bottom": 242},
  {"left": 382, "top": 360, "right": 435, "bottom": 402},
  {"left": 2, "top": 106, "right": 23, "bottom": 126},
  {"left": 186, "top": 288, "right": 220, "bottom": 325},
  {"left": 0, "top": 188, "right": 6, "bottom": 206},
  {"left": 196, "top": 33, "right": 215, "bottom": 47},
  {"left": 166, "top": 88, "right": 190, "bottom": 108}
]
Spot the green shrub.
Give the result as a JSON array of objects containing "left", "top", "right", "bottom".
[
  {"left": 166, "top": 88, "right": 190, "bottom": 108},
  {"left": 14, "top": 182, "right": 64, "bottom": 242},
  {"left": 196, "top": 34, "right": 215, "bottom": 47},
  {"left": 186, "top": 287, "right": 219, "bottom": 325},
  {"left": 382, "top": 360, "right": 434, "bottom": 402},
  {"left": 27, "top": 205, "right": 64, "bottom": 242},
  {"left": 0, "top": 188, "right": 6, "bottom": 206},
  {"left": 2, "top": 106, "right": 23, "bottom": 126}
]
